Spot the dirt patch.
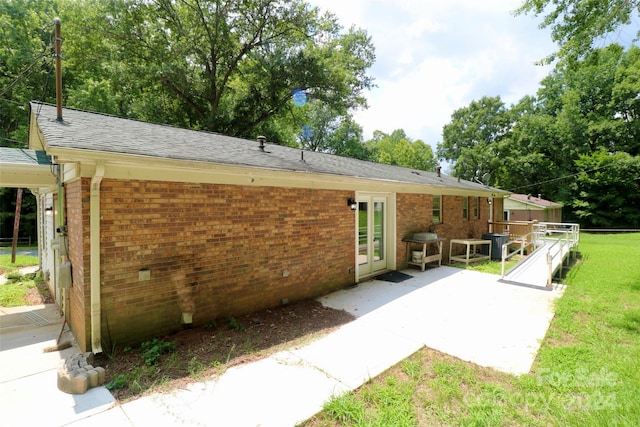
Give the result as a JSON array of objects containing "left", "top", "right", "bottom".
[
  {"left": 94, "top": 299, "right": 355, "bottom": 402},
  {"left": 25, "top": 282, "right": 54, "bottom": 305}
]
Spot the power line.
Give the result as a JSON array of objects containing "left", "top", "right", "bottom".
[
  {"left": 507, "top": 163, "right": 616, "bottom": 192},
  {"left": 0, "top": 51, "right": 50, "bottom": 97},
  {"left": 0, "top": 20, "right": 56, "bottom": 98},
  {"left": 0, "top": 136, "right": 26, "bottom": 145}
]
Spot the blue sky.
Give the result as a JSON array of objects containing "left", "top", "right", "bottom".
[{"left": 309, "top": 0, "right": 558, "bottom": 152}]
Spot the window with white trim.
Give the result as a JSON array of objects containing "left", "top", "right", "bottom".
[
  {"left": 463, "top": 197, "right": 469, "bottom": 220},
  {"left": 433, "top": 195, "right": 442, "bottom": 224},
  {"left": 473, "top": 197, "right": 479, "bottom": 219}
]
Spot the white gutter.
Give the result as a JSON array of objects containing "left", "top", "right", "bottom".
[{"left": 90, "top": 162, "right": 105, "bottom": 354}]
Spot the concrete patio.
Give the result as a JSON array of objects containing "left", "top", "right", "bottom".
[{"left": 0, "top": 266, "right": 563, "bottom": 426}]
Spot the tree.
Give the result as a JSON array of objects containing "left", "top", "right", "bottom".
[
  {"left": 536, "top": 45, "right": 640, "bottom": 158},
  {"left": 60, "top": 0, "right": 375, "bottom": 142},
  {"left": 0, "top": 0, "right": 59, "bottom": 147},
  {"left": 367, "top": 129, "right": 437, "bottom": 171},
  {"left": 327, "top": 116, "right": 370, "bottom": 160},
  {"left": 436, "top": 45, "right": 640, "bottom": 227},
  {"left": 437, "top": 96, "right": 513, "bottom": 181},
  {"left": 569, "top": 150, "right": 640, "bottom": 227},
  {"left": 293, "top": 100, "right": 370, "bottom": 159},
  {"left": 492, "top": 96, "right": 563, "bottom": 196},
  {"left": 0, "top": 1, "right": 59, "bottom": 244},
  {"left": 516, "top": 0, "right": 640, "bottom": 64},
  {"left": 611, "top": 45, "right": 640, "bottom": 155}
]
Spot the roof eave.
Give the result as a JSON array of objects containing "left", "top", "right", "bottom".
[
  {"left": 0, "top": 163, "right": 57, "bottom": 188},
  {"left": 46, "top": 147, "right": 504, "bottom": 196}
]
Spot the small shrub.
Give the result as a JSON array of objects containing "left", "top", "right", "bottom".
[
  {"left": 228, "top": 317, "right": 243, "bottom": 331},
  {"left": 139, "top": 338, "right": 176, "bottom": 365},
  {"left": 106, "top": 373, "right": 130, "bottom": 390}
]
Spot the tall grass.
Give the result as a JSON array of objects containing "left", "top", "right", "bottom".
[{"left": 304, "top": 233, "right": 640, "bottom": 426}]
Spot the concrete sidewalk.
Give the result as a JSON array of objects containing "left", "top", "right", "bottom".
[
  {"left": 0, "top": 305, "right": 115, "bottom": 426},
  {"left": 0, "top": 266, "right": 563, "bottom": 426}
]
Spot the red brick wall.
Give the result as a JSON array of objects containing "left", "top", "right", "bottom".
[
  {"left": 67, "top": 178, "right": 498, "bottom": 350},
  {"left": 396, "top": 194, "right": 490, "bottom": 266},
  {"left": 65, "top": 178, "right": 90, "bottom": 350},
  {"left": 93, "top": 180, "right": 355, "bottom": 347}
]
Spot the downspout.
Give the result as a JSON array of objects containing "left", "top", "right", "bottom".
[
  {"left": 54, "top": 164, "right": 68, "bottom": 319},
  {"left": 488, "top": 197, "right": 494, "bottom": 233},
  {"left": 90, "top": 162, "right": 105, "bottom": 354}
]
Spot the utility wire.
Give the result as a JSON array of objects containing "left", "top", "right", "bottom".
[
  {"left": 507, "top": 163, "right": 617, "bottom": 192},
  {"left": 0, "top": 136, "right": 26, "bottom": 146},
  {"left": 0, "top": 51, "right": 50, "bottom": 97},
  {"left": 1, "top": 20, "right": 56, "bottom": 98}
]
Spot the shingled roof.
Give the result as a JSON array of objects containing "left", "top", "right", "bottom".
[
  {"left": 0, "top": 147, "right": 51, "bottom": 166},
  {"left": 30, "top": 102, "right": 506, "bottom": 195},
  {"left": 0, "top": 147, "right": 54, "bottom": 188},
  {"left": 508, "top": 194, "right": 562, "bottom": 208}
]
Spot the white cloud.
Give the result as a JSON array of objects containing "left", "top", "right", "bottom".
[{"left": 309, "top": 0, "right": 557, "bottom": 150}]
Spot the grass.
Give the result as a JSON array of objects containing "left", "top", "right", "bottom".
[
  {"left": 0, "top": 251, "right": 39, "bottom": 275},
  {"left": 449, "top": 254, "right": 522, "bottom": 275},
  {"left": 0, "top": 251, "right": 42, "bottom": 307},
  {"left": 303, "top": 233, "right": 640, "bottom": 426}
]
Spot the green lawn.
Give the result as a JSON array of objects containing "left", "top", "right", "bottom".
[
  {"left": 0, "top": 251, "right": 41, "bottom": 307},
  {"left": 304, "top": 233, "right": 640, "bottom": 426},
  {"left": 450, "top": 255, "right": 522, "bottom": 275}
]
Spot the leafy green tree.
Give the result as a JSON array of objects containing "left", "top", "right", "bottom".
[
  {"left": 437, "top": 96, "right": 513, "bottom": 181},
  {"left": 611, "top": 45, "right": 640, "bottom": 155},
  {"left": 327, "top": 116, "right": 370, "bottom": 160},
  {"left": 516, "top": 0, "right": 640, "bottom": 63},
  {"left": 0, "top": 1, "right": 59, "bottom": 243},
  {"left": 368, "top": 129, "right": 437, "bottom": 171},
  {"left": 293, "top": 100, "right": 370, "bottom": 159},
  {"left": 437, "top": 46, "right": 640, "bottom": 227},
  {"left": 569, "top": 150, "right": 640, "bottom": 227},
  {"left": 0, "top": 0, "right": 60, "bottom": 147},
  {"left": 536, "top": 45, "right": 640, "bottom": 158},
  {"left": 492, "top": 96, "right": 563, "bottom": 195},
  {"left": 61, "top": 0, "right": 375, "bottom": 142}
]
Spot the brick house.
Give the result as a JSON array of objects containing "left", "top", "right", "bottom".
[
  {"left": 504, "top": 194, "right": 562, "bottom": 223},
  {"left": 3, "top": 102, "right": 507, "bottom": 352}
]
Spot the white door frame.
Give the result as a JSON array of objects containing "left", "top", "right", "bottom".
[{"left": 355, "top": 192, "right": 396, "bottom": 281}]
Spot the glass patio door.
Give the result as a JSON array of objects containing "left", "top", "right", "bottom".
[{"left": 357, "top": 194, "right": 388, "bottom": 277}]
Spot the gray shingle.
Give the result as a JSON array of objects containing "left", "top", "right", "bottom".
[
  {"left": 0, "top": 147, "right": 52, "bottom": 166},
  {"left": 31, "top": 102, "right": 505, "bottom": 194}
]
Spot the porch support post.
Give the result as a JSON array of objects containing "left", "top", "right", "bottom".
[{"left": 90, "top": 162, "right": 105, "bottom": 353}]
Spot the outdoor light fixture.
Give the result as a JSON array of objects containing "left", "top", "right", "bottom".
[
  {"left": 487, "top": 198, "right": 493, "bottom": 205},
  {"left": 348, "top": 198, "right": 357, "bottom": 210},
  {"left": 45, "top": 206, "right": 53, "bottom": 215}
]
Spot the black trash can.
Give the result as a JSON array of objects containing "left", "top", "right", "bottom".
[{"left": 481, "top": 233, "right": 509, "bottom": 260}]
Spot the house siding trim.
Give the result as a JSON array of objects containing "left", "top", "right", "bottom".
[{"left": 49, "top": 156, "right": 501, "bottom": 198}]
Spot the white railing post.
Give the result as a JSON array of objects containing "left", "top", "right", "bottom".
[
  {"left": 547, "top": 250, "right": 552, "bottom": 286},
  {"left": 501, "top": 243, "right": 506, "bottom": 278}
]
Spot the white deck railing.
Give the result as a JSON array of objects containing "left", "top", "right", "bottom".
[{"left": 501, "top": 222, "right": 580, "bottom": 286}]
